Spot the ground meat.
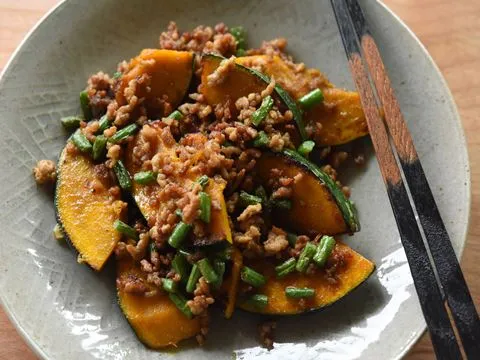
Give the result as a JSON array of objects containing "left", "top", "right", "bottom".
[
  {"left": 289, "top": 235, "right": 310, "bottom": 258},
  {"left": 258, "top": 321, "right": 276, "bottom": 350},
  {"left": 107, "top": 144, "right": 121, "bottom": 164},
  {"left": 33, "top": 159, "right": 56, "bottom": 185},
  {"left": 186, "top": 277, "right": 215, "bottom": 315},
  {"left": 329, "top": 151, "right": 348, "bottom": 169},
  {"left": 126, "top": 232, "right": 150, "bottom": 261},
  {"left": 207, "top": 56, "right": 236, "bottom": 86},
  {"left": 117, "top": 274, "right": 148, "bottom": 295},
  {"left": 248, "top": 38, "right": 288, "bottom": 57},
  {"left": 233, "top": 225, "right": 264, "bottom": 258},
  {"left": 264, "top": 226, "right": 289, "bottom": 256},
  {"left": 237, "top": 204, "right": 262, "bottom": 222},
  {"left": 196, "top": 313, "right": 210, "bottom": 346},
  {"left": 86, "top": 71, "right": 114, "bottom": 118},
  {"left": 354, "top": 153, "right": 365, "bottom": 166}
]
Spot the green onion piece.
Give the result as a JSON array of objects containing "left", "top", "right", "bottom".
[
  {"left": 297, "top": 140, "right": 316, "bottom": 158},
  {"left": 172, "top": 253, "right": 191, "bottom": 284},
  {"left": 113, "top": 219, "right": 138, "bottom": 240},
  {"left": 196, "top": 175, "right": 210, "bottom": 189},
  {"left": 230, "top": 26, "right": 247, "bottom": 50},
  {"left": 113, "top": 71, "right": 122, "bottom": 79},
  {"left": 108, "top": 123, "right": 138, "bottom": 143},
  {"left": 239, "top": 191, "right": 263, "bottom": 207},
  {"left": 285, "top": 286, "right": 315, "bottom": 298},
  {"left": 197, "top": 258, "right": 219, "bottom": 285},
  {"left": 243, "top": 294, "right": 268, "bottom": 309},
  {"left": 175, "top": 209, "right": 183, "bottom": 218},
  {"left": 212, "top": 259, "right": 226, "bottom": 289},
  {"left": 92, "top": 135, "right": 108, "bottom": 161},
  {"left": 162, "top": 278, "right": 178, "bottom": 293},
  {"left": 61, "top": 116, "right": 83, "bottom": 131},
  {"left": 97, "top": 114, "right": 110, "bottom": 134},
  {"left": 168, "top": 110, "right": 183, "bottom": 121},
  {"left": 134, "top": 171, "right": 157, "bottom": 185},
  {"left": 79, "top": 90, "right": 92, "bottom": 121},
  {"left": 275, "top": 257, "right": 297, "bottom": 278},
  {"left": 251, "top": 95, "right": 274, "bottom": 127},
  {"left": 241, "top": 266, "right": 266, "bottom": 288},
  {"left": 168, "top": 293, "right": 193, "bottom": 319},
  {"left": 168, "top": 221, "right": 192, "bottom": 249},
  {"left": 295, "top": 242, "right": 317, "bottom": 273},
  {"left": 253, "top": 131, "right": 269, "bottom": 148},
  {"left": 186, "top": 264, "right": 202, "bottom": 293},
  {"left": 254, "top": 186, "right": 268, "bottom": 204},
  {"left": 113, "top": 160, "right": 132, "bottom": 190},
  {"left": 287, "top": 232, "right": 297, "bottom": 247},
  {"left": 199, "top": 192, "right": 211, "bottom": 223},
  {"left": 236, "top": 49, "right": 246, "bottom": 57},
  {"left": 313, "top": 235, "right": 336, "bottom": 268},
  {"left": 213, "top": 246, "right": 233, "bottom": 261},
  {"left": 53, "top": 224, "right": 65, "bottom": 242},
  {"left": 270, "top": 199, "right": 292, "bottom": 210},
  {"left": 71, "top": 129, "right": 92, "bottom": 153},
  {"left": 298, "top": 88, "right": 324, "bottom": 110}
]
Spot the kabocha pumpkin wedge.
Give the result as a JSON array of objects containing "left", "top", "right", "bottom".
[
  {"left": 116, "top": 257, "right": 201, "bottom": 348},
  {"left": 55, "top": 146, "right": 125, "bottom": 270},
  {"left": 239, "top": 242, "right": 374, "bottom": 315},
  {"left": 236, "top": 55, "right": 368, "bottom": 146}
]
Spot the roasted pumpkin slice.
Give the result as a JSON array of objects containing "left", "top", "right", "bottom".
[
  {"left": 55, "top": 147, "right": 125, "bottom": 270},
  {"left": 256, "top": 149, "right": 359, "bottom": 234},
  {"left": 200, "top": 54, "right": 306, "bottom": 140},
  {"left": 117, "top": 257, "right": 201, "bottom": 348},
  {"left": 116, "top": 49, "right": 194, "bottom": 115},
  {"left": 125, "top": 122, "right": 232, "bottom": 244},
  {"left": 236, "top": 55, "right": 368, "bottom": 146},
  {"left": 240, "top": 242, "right": 374, "bottom": 315}
]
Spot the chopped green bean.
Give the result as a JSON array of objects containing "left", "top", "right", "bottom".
[
  {"left": 113, "top": 71, "right": 122, "bottom": 79},
  {"left": 270, "top": 199, "right": 292, "bottom": 210},
  {"left": 197, "top": 258, "right": 219, "bottom": 285},
  {"left": 241, "top": 266, "right": 266, "bottom": 288},
  {"left": 168, "top": 110, "right": 183, "bottom": 121},
  {"left": 243, "top": 294, "right": 268, "bottom": 309},
  {"left": 79, "top": 90, "right": 92, "bottom": 121},
  {"left": 295, "top": 242, "right": 317, "bottom": 273},
  {"left": 251, "top": 95, "right": 274, "bottom": 127},
  {"left": 186, "top": 264, "right": 202, "bottom": 293},
  {"left": 236, "top": 49, "right": 246, "bottom": 57},
  {"left": 134, "top": 171, "right": 157, "bottom": 185},
  {"left": 212, "top": 259, "right": 226, "bottom": 289},
  {"left": 253, "top": 131, "right": 269, "bottom": 148},
  {"left": 92, "top": 135, "right": 108, "bottom": 161},
  {"left": 298, "top": 88, "right": 324, "bottom": 110},
  {"left": 254, "top": 186, "right": 268, "bottom": 204},
  {"left": 61, "top": 116, "right": 83, "bottom": 131},
  {"left": 113, "top": 220, "right": 138, "bottom": 240},
  {"left": 230, "top": 26, "right": 247, "bottom": 50},
  {"left": 97, "top": 114, "right": 110, "bottom": 134},
  {"left": 199, "top": 192, "right": 211, "bottom": 223},
  {"left": 108, "top": 123, "right": 138, "bottom": 143},
  {"left": 275, "top": 257, "right": 297, "bottom": 278},
  {"left": 297, "top": 140, "right": 316, "bottom": 158},
  {"left": 162, "top": 278, "right": 178, "bottom": 293},
  {"left": 196, "top": 175, "right": 210, "bottom": 189},
  {"left": 168, "top": 293, "right": 193, "bottom": 319},
  {"left": 168, "top": 221, "right": 192, "bottom": 249},
  {"left": 71, "top": 129, "right": 92, "bottom": 153},
  {"left": 287, "top": 232, "right": 297, "bottom": 247},
  {"left": 213, "top": 246, "right": 233, "bottom": 261},
  {"left": 285, "top": 286, "right": 315, "bottom": 298},
  {"left": 172, "top": 253, "right": 191, "bottom": 284},
  {"left": 313, "top": 235, "right": 336, "bottom": 268},
  {"left": 239, "top": 191, "right": 263, "bottom": 207},
  {"left": 175, "top": 209, "right": 183, "bottom": 218},
  {"left": 113, "top": 160, "right": 132, "bottom": 190}
]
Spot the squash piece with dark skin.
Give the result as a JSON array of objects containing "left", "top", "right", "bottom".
[
  {"left": 239, "top": 241, "right": 374, "bottom": 315},
  {"left": 236, "top": 55, "right": 368, "bottom": 146},
  {"left": 116, "top": 257, "right": 201, "bottom": 348},
  {"left": 124, "top": 121, "right": 232, "bottom": 244},
  {"left": 116, "top": 49, "right": 194, "bottom": 117},
  {"left": 55, "top": 147, "right": 125, "bottom": 270},
  {"left": 256, "top": 149, "right": 359, "bottom": 235}
]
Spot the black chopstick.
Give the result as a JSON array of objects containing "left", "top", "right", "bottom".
[
  {"left": 329, "top": 0, "right": 466, "bottom": 358},
  {"left": 343, "top": 2, "right": 480, "bottom": 358}
]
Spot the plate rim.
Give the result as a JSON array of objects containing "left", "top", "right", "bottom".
[{"left": 0, "top": 0, "right": 471, "bottom": 359}]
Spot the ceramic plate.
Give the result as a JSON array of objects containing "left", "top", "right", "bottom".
[{"left": 0, "top": 0, "right": 470, "bottom": 359}]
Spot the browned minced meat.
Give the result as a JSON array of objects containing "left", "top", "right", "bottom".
[
  {"left": 289, "top": 235, "right": 310, "bottom": 258},
  {"left": 354, "top": 153, "right": 365, "bottom": 166},
  {"left": 86, "top": 71, "right": 114, "bottom": 119},
  {"left": 329, "top": 151, "right": 349, "bottom": 169},
  {"left": 233, "top": 225, "right": 264, "bottom": 258},
  {"left": 264, "top": 226, "right": 289, "bottom": 256},
  {"left": 117, "top": 274, "right": 148, "bottom": 295},
  {"left": 196, "top": 313, "right": 210, "bottom": 346},
  {"left": 187, "top": 277, "right": 215, "bottom": 316},
  {"left": 247, "top": 38, "right": 288, "bottom": 57},
  {"left": 33, "top": 159, "right": 56, "bottom": 185},
  {"left": 207, "top": 56, "right": 236, "bottom": 86},
  {"left": 258, "top": 321, "right": 276, "bottom": 350},
  {"left": 126, "top": 232, "right": 150, "bottom": 261}
]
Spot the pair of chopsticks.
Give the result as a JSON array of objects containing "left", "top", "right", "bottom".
[{"left": 330, "top": 1, "right": 480, "bottom": 359}]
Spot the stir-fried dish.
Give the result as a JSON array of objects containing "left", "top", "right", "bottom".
[{"left": 33, "top": 22, "right": 374, "bottom": 350}]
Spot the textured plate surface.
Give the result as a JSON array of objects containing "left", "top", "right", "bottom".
[{"left": 0, "top": 0, "right": 470, "bottom": 359}]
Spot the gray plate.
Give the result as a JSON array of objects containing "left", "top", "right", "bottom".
[{"left": 0, "top": 0, "right": 470, "bottom": 359}]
